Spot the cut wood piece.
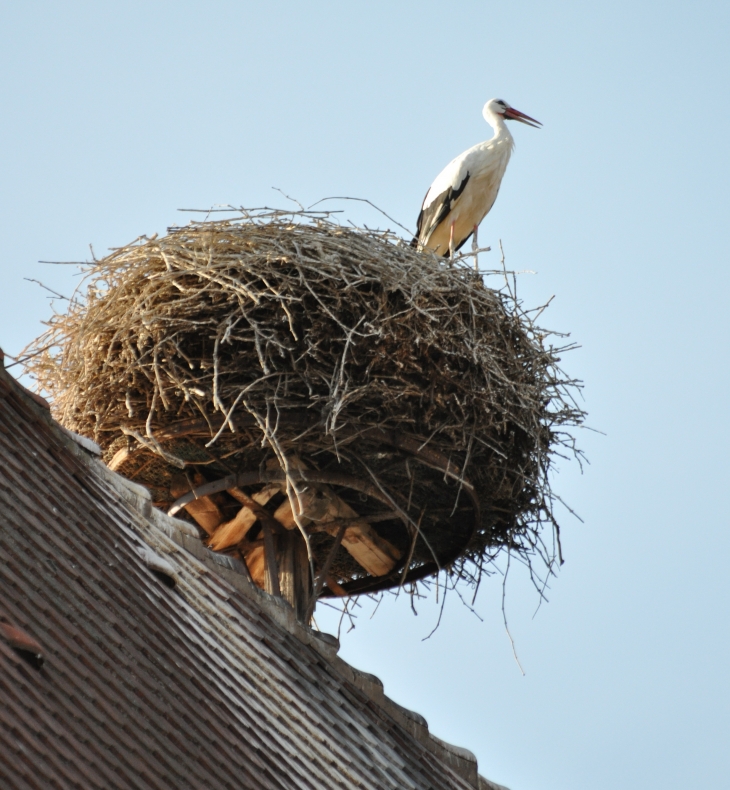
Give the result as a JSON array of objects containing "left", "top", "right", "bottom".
[
  {"left": 170, "top": 475, "right": 224, "bottom": 535},
  {"left": 337, "top": 518, "right": 401, "bottom": 577},
  {"left": 207, "top": 483, "right": 280, "bottom": 551},
  {"left": 180, "top": 496, "right": 223, "bottom": 534},
  {"left": 273, "top": 487, "right": 326, "bottom": 529},
  {"left": 228, "top": 484, "right": 285, "bottom": 536},
  {"left": 207, "top": 506, "right": 256, "bottom": 550},
  {"left": 274, "top": 483, "right": 401, "bottom": 577}
]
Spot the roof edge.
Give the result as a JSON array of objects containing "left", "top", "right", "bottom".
[
  {"left": 99, "top": 462, "right": 482, "bottom": 783},
  {"left": 0, "top": 353, "right": 505, "bottom": 790}
]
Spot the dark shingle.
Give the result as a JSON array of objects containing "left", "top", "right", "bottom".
[{"left": 0, "top": 357, "right": 498, "bottom": 790}]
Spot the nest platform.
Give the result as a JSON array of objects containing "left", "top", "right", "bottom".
[{"left": 26, "top": 209, "right": 584, "bottom": 617}]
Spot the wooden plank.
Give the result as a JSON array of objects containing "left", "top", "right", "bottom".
[
  {"left": 273, "top": 487, "right": 326, "bottom": 529},
  {"left": 337, "top": 518, "right": 401, "bottom": 577},
  {"left": 224, "top": 483, "right": 283, "bottom": 590},
  {"left": 170, "top": 477, "right": 223, "bottom": 535},
  {"left": 108, "top": 447, "right": 131, "bottom": 471},
  {"left": 207, "top": 483, "right": 279, "bottom": 551},
  {"left": 229, "top": 482, "right": 281, "bottom": 508},
  {"left": 206, "top": 506, "right": 257, "bottom": 550},
  {"left": 228, "top": 484, "right": 285, "bottom": 536},
  {"left": 181, "top": 497, "right": 223, "bottom": 534},
  {"left": 170, "top": 474, "right": 223, "bottom": 535}
]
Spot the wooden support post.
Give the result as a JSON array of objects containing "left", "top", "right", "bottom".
[
  {"left": 305, "top": 523, "right": 346, "bottom": 622},
  {"left": 277, "top": 528, "right": 311, "bottom": 623},
  {"left": 188, "top": 456, "right": 401, "bottom": 619},
  {"left": 261, "top": 523, "right": 281, "bottom": 599}
]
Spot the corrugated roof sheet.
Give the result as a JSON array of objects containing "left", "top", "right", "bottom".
[{"left": 0, "top": 356, "right": 506, "bottom": 790}]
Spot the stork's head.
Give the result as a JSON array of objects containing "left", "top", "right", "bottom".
[{"left": 483, "top": 98, "right": 542, "bottom": 128}]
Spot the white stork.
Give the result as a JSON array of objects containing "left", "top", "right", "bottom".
[{"left": 413, "top": 98, "right": 541, "bottom": 258}]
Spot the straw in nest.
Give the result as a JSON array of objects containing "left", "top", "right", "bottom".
[{"left": 24, "top": 208, "right": 584, "bottom": 617}]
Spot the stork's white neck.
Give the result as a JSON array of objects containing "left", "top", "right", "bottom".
[{"left": 483, "top": 108, "right": 513, "bottom": 146}]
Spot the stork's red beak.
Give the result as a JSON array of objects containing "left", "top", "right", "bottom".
[{"left": 503, "top": 107, "right": 542, "bottom": 128}]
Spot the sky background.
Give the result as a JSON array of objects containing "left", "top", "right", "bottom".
[{"left": 1, "top": 2, "right": 728, "bottom": 788}]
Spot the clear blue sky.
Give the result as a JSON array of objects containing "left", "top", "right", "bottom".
[{"left": 1, "top": 2, "right": 728, "bottom": 788}]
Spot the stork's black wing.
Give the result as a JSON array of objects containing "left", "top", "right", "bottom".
[{"left": 411, "top": 172, "right": 471, "bottom": 248}]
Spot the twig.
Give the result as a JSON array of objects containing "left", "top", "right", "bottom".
[
  {"left": 308, "top": 196, "right": 414, "bottom": 237},
  {"left": 23, "top": 279, "right": 71, "bottom": 301},
  {"left": 502, "top": 550, "right": 526, "bottom": 676}
]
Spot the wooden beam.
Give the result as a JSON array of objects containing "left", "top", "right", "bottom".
[
  {"left": 272, "top": 487, "right": 326, "bottom": 529},
  {"left": 273, "top": 483, "right": 401, "bottom": 576},
  {"left": 207, "top": 506, "right": 256, "bottom": 550},
  {"left": 228, "top": 484, "right": 285, "bottom": 535},
  {"left": 238, "top": 538, "right": 265, "bottom": 550},
  {"left": 170, "top": 476, "right": 223, "bottom": 535},
  {"left": 207, "top": 483, "right": 280, "bottom": 551}
]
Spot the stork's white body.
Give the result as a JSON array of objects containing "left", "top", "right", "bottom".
[{"left": 414, "top": 99, "right": 540, "bottom": 257}]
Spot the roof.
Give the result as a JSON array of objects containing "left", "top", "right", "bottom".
[{"left": 0, "top": 350, "right": 507, "bottom": 790}]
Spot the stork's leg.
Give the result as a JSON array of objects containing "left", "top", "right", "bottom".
[
  {"left": 449, "top": 221, "right": 456, "bottom": 262},
  {"left": 471, "top": 224, "right": 479, "bottom": 271}
]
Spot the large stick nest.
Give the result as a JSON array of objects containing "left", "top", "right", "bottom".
[{"left": 25, "top": 209, "right": 584, "bottom": 596}]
